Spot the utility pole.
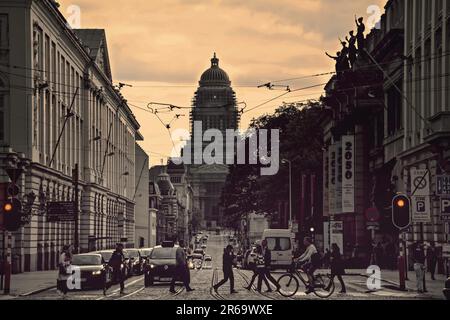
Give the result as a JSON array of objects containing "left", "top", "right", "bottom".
[{"left": 73, "top": 164, "right": 79, "bottom": 254}]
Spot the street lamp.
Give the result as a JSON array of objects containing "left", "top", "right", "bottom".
[{"left": 281, "top": 159, "right": 292, "bottom": 229}]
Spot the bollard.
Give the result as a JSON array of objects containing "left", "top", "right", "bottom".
[
  {"left": 3, "top": 260, "right": 10, "bottom": 295},
  {"left": 398, "top": 254, "right": 406, "bottom": 291}
]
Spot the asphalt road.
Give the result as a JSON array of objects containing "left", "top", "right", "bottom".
[{"left": 15, "top": 232, "right": 442, "bottom": 300}]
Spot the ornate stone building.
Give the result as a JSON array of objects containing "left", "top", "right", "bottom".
[
  {"left": 0, "top": 0, "right": 142, "bottom": 272},
  {"left": 185, "top": 54, "right": 240, "bottom": 229}
]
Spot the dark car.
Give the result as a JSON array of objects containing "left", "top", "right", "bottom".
[
  {"left": 192, "top": 248, "right": 204, "bottom": 260},
  {"left": 139, "top": 248, "right": 153, "bottom": 260},
  {"left": 144, "top": 243, "right": 180, "bottom": 287},
  {"left": 71, "top": 254, "right": 112, "bottom": 289},
  {"left": 124, "top": 249, "right": 143, "bottom": 276}
]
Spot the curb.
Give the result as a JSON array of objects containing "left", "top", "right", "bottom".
[{"left": 19, "top": 285, "right": 56, "bottom": 297}]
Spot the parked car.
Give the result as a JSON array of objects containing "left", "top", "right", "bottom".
[
  {"left": 120, "top": 250, "right": 131, "bottom": 278},
  {"left": 139, "top": 248, "right": 153, "bottom": 260},
  {"left": 124, "top": 249, "right": 143, "bottom": 276},
  {"left": 201, "top": 244, "right": 207, "bottom": 250},
  {"left": 203, "top": 255, "right": 213, "bottom": 269},
  {"left": 144, "top": 242, "right": 180, "bottom": 287},
  {"left": 95, "top": 250, "right": 113, "bottom": 264},
  {"left": 192, "top": 248, "right": 204, "bottom": 260},
  {"left": 243, "top": 247, "right": 257, "bottom": 270},
  {"left": 71, "top": 253, "right": 112, "bottom": 289}
]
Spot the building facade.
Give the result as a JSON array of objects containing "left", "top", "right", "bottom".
[
  {"left": 0, "top": 0, "right": 141, "bottom": 272},
  {"left": 184, "top": 54, "right": 240, "bottom": 229},
  {"left": 321, "top": 0, "right": 450, "bottom": 268},
  {"left": 134, "top": 143, "right": 151, "bottom": 248}
]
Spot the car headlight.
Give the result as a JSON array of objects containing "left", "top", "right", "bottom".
[
  {"left": 150, "top": 264, "right": 156, "bottom": 269},
  {"left": 92, "top": 270, "right": 102, "bottom": 275}
]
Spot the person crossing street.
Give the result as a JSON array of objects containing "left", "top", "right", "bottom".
[
  {"left": 213, "top": 245, "right": 238, "bottom": 294},
  {"left": 107, "top": 243, "right": 126, "bottom": 295},
  {"left": 261, "top": 240, "right": 281, "bottom": 292}
]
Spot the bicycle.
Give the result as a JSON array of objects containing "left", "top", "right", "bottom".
[{"left": 277, "top": 261, "right": 335, "bottom": 298}]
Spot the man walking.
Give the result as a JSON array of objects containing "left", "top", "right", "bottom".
[
  {"left": 413, "top": 242, "right": 427, "bottom": 293},
  {"left": 213, "top": 245, "right": 238, "bottom": 294},
  {"left": 261, "top": 240, "right": 281, "bottom": 292},
  {"left": 170, "top": 241, "right": 194, "bottom": 293},
  {"left": 108, "top": 243, "right": 126, "bottom": 295},
  {"left": 426, "top": 241, "right": 438, "bottom": 281}
]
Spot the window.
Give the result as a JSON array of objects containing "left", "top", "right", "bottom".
[
  {"left": 387, "top": 82, "right": 403, "bottom": 136},
  {"left": 170, "top": 176, "right": 181, "bottom": 184},
  {"left": 266, "top": 237, "right": 291, "bottom": 251}
]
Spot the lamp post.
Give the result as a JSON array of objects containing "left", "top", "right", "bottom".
[{"left": 281, "top": 159, "right": 292, "bottom": 229}]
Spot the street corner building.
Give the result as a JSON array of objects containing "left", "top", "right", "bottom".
[
  {"left": 0, "top": 0, "right": 147, "bottom": 272},
  {"left": 148, "top": 163, "right": 193, "bottom": 245},
  {"left": 320, "top": 0, "right": 450, "bottom": 269}
]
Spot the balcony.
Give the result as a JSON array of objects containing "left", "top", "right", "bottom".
[{"left": 424, "top": 111, "right": 450, "bottom": 145}]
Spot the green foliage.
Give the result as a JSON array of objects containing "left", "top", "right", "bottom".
[{"left": 221, "top": 101, "right": 325, "bottom": 226}]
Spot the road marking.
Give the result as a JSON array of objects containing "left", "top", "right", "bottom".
[{"left": 96, "top": 276, "right": 144, "bottom": 300}]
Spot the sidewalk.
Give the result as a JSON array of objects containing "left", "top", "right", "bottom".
[
  {"left": 0, "top": 270, "right": 57, "bottom": 300},
  {"left": 352, "top": 268, "right": 447, "bottom": 300}
]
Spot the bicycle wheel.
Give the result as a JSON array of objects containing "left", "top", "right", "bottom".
[
  {"left": 313, "top": 274, "right": 335, "bottom": 298},
  {"left": 277, "top": 274, "right": 299, "bottom": 298}
]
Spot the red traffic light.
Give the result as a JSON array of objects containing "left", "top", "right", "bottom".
[
  {"left": 2, "top": 199, "right": 23, "bottom": 231},
  {"left": 395, "top": 199, "right": 406, "bottom": 208},
  {"left": 392, "top": 194, "right": 411, "bottom": 230},
  {"left": 3, "top": 202, "right": 13, "bottom": 212}
]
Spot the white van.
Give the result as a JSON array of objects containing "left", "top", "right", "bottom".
[{"left": 262, "top": 229, "right": 295, "bottom": 269}]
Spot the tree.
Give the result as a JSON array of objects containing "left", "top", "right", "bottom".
[{"left": 221, "top": 101, "right": 325, "bottom": 226}]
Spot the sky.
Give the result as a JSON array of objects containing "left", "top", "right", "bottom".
[{"left": 58, "top": 0, "right": 386, "bottom": 166}]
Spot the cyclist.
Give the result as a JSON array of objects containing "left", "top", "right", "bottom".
[{"left": 294, "top": 237, "right": 321, "bottom": 294}]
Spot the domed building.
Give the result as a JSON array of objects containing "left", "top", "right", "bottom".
[
  {"left": 185, "top": 54, "right": 240, "bottom": 229},
  {"left": 190, "top": 53, "right": 240, "bottom": 139}
]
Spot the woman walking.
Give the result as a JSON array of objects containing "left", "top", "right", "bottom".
[
  {"left": 57, "top": 245, "right": 72, "bottom": 299},
  {"left": 330, "top": 243, "right": 346, "bottom": 294}
]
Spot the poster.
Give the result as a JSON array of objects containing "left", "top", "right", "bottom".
[{"left": 341, "top": 135, "right": 355, "bottom": 213}]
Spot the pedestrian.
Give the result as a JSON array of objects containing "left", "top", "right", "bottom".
[
  {"left": 413, "top": 242, "right": 427, "bottom": 293},
  {"left": 426, "top": 241, "right": 438, "bottom": 281},
  {"left": 330, "top": 243, "right": 346, "bottom": 294},
  {"left": 178, "top": 240, "right": 191, "bottom": 284},
  {"left": 245, "top": 244, "right": 271, "bottom": 292},
  {"left": 323, "top": 248, "right": 331, "bottom": 269},
  {"left": 214, "top": 245, "right": 238, "bottom": 294},
  {"left": 57, "top": 245, "right": 72, "bottom": 299},
  {"left": 171, "top": 241, "right": 194, "bottom": 293},
  {"left": 261, "top": 239, "right": 281, "bottom": 292},
  {"left": 107, "top": 243, "right": 126, "bottom": 295}
]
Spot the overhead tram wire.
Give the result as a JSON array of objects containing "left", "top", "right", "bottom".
[
  {"left": 244, "top": 82, "right": 328, "bottom": 114},
  {"left": 3, "top": 48, "right": 450, "bottom": 91},
  {"left": 5, "top": 71, "right": 450, "bottom": 114}
]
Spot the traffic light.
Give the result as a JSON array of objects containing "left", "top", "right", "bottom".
[
  {"left": 392, "top": 194, "right": 411, "bottom": 230},
  {"left": 2, "top": 198, "right": 22, "bottom": 231}
]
